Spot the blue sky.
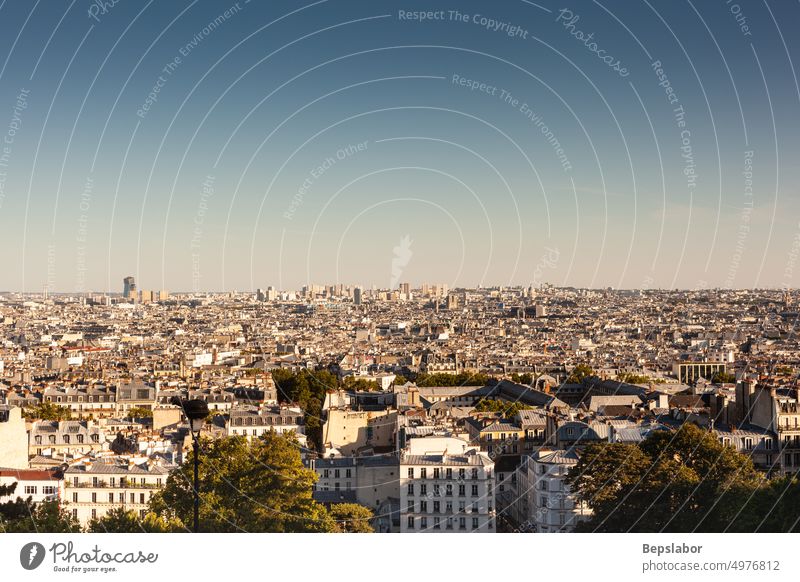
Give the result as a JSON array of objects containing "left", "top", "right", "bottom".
[{"left": 0, "top": 0, "right": 798, "bottom": 292}]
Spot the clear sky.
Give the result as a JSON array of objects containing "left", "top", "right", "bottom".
[{"left": 0, "top": 0, "right": 798, "bottom": 293}]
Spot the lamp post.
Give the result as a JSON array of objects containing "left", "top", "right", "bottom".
[{"left": 180, "top": 398, "right": 209, "bottom": 533}]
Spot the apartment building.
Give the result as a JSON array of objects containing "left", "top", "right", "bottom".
[
  {"left": 400, "top": 436, "right": 495, "bottom": 533},
  {"left": 517, "top": 449, "right": 591, "bottom": 533},
  {"left": 63, "top": 458, "right": 170, "bottom": 525},
  {"left": 0, "top": 468, "right": 64, "bottom": 504},
  {"left": 226, "top": 405, "right": 306, "bottom": 446}
]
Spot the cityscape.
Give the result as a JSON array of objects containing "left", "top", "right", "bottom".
[
  {"left": 2, "top": 279, "right": 800, "bottom": 533},
  {"left": 1, "top": 2, "right": 800, "bottom": 570}
]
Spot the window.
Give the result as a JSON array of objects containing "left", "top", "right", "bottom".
[
  {"left": 433, "top": 484, "right": 440, "bottom": 496},
  {"left": 42, "top": 486, "right": 56, "bottom": 496},
  {"left": 459, "top": 517, "right": 466, "bottom": 530},
  {"left": 471, "top": 468, "right": 478, "bottom": 480},
  {"left": 458, "top": 501, "right": 465, "bottom": 512},
  {"left": 72, "top": 509, "right": 78, "bottom": 519},
  {"left": 407, "top": 483, "right": 414, "bottom": 495},
  {"left": 472, "top": 517, "right": 479, "bottom": 530},
  {"left": 446, "top": 468, "right": 452, "bottom": 479},
  {"left": 458, "top": 484, "right": 465, "bottom": 496},
  {"left": 433, "top": 501, "right": 440, "bottom": 513},
  {"left": 140, "top": 493, "right": 145, "bottom": 504},
  {"left": 420, "top": 500, "right": 428, "bottom": 512},
  {"left": 72, "top": 492, "right": 78, "bottom": 503},
  {"left": 420, "top": 517, "right": 428, "bottom": 529},
  {"left": 91, "top": 493, "right": 97, "bottom": 503},
  {"left": 130, "top": 493, "right": 135, "bottom": 503},
  {"left": 24, "top": 486, "right": 37, "bottom": 495},
  {"left": 445, "top": 484, "right": 453, "bottom": 496},
  {"left": 91, "top": 509, "right": 96, "bottom": 519},
  {"left": 407, "top": 516, "right": 414, "bottom": 530},
  {"left": 35, "top": 435, "right": 42, "bottom": 445},
  {"left": 471, "top": 485, "right": 478, "bottom": 496},
  {"left": 407, "top": 500, "right": 414, "bottom": 513},
  {"left": 540, "top": 496, "right": 548, "bottom": 507},
  {"left": 433, "top": 517, "right": 441, "bottom": 530},
  {"left": 433, "top": 468, "right": 440, "bottom": 479},
  {"left": 459, "top": 468, "right": 466, "bottom": 480},
  {"left": 420, "top": 484, "right": 427, "bottom": 495},
  {"left": 323, "top": 470, "right": 330, "bottom": 478},
  {"left": 345, "top": 469, "right": 352, "bottom": 478},
  {"left": 334, "top": 469, "right": 340, "bottom": 478},
  {"left": 407, "top": 468, "right": 414, "bottom": 478},
  {"left": 446, "top": 501, "right": 453, "bottom": 513},
  {"left": 92, "top": 477, "right": 98, "bottom": 487},
  {"left": 446, "top": 517, "right": 454, "bottom": 530},
  {"left": 420, "top": 468, "right": 427, "bottom": 479},
  {"left": 108, "top": 493, "right": 114, "bottom": 503}
]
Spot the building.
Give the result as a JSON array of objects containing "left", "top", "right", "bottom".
[
  {"left": 311, "top": 454, "right": 399, "bottom": 511},
  {"left": 517, "top": 449, "right": 591, "bottom": 533},
  {"left": 43, "top": 385, "right": 117, "bottom": 417},
  {"left": 400, "top": 436, "right": 495, "bottom": 533},
  {"left": 116, "top": 381, "right": 157, "bottom": 414},
  {"left": 226, "top": 405, "right": 306, "bottom": 446},
  {"left": 672, "top": 361, "right": 728, "bottom": 384},
  {"left": 0, "top": 468, "right": 64, "bottom": 504},
  {"left": 29, "top": 421, "right": 106, "bottom": 457},
  {"left": 64, "top": 458, "right": 170, "bottom": 525},
  {"left": 0, "top": 406, "right": 29, "bottom": 469},
  {"left": 122, "top": 276, "right": 136, "bottom": 300}
]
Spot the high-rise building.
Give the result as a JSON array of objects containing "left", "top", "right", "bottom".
[
  {"left": 123, "top": 276, "right": 136, "bottom": 299},
  {"left": 354, "top": 287, "right": 363, "bottom": 305}
]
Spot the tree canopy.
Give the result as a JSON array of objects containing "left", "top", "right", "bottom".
[
  {"left": 150, "top": 432, "right": 334, "bottom": 532},
  {"left": 565, "top": 423, "right": 781, "bottom": 532}
]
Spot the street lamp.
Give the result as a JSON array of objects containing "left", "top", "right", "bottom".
[{"left": 175, "top": 398, "right": 209, "bottom": 533}]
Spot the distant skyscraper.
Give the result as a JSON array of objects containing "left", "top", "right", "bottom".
[
  {"left": 354, "top": 287, "right": 363, "bottom": 305},
  {"left": 123, "top": 276, "right": 136, "bottom": 299}
]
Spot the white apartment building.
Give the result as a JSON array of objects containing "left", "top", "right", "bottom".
[
  {"left": 400, "top": 436, "right": 495, "bottom": 533},
  {"left": 0, "top": 468, "right": 64, "bottom": 504},
  {"left": 63, "top": 458, "right": 171, "bottom": 525},
  {"left": 517, "top": 449, "right": 591, "bottom": 533}
]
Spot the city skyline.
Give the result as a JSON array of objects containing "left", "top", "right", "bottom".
[{"left": 0, "top": 1, "right": 798, "bottom": 292}]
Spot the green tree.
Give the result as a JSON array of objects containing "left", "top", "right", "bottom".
[
  {"left": 566, "top": 364, "right": 593, "bottom": 384},
  {"left": 567, "top": 423, "right": 762, "bottom": 532},
  {"left": 86, "top": 507, "right": 184, "bottom": 533},
  {"left": 126, "top": 407, "right": 154, "bottom": 419},
  {"left": 150, "top": 433, "right": 333, "bottom": 532},
  {"left": 329, "top": 503, "right": 375, "bottom": 533},
  {"left": 474, "top": 398, "right": 531, "bottom": 419},
  {"left": 2, "top": 499, "right": 80, "bottom": 533},
  {"left": 22, "top": 402, "right": 72, "bottom": 421}
]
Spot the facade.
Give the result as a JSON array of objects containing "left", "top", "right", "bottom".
[
  {"left": 672, "top": 361, "right": 728, "bottom": 383},
  {"left": 312, "top": 454, "right": 399, "bottom": 510},
  {"left": 226, "top": 405, "right": 307, "bottom": 446},
  {"left": 517, "top": 449, "right": 591, "bottom": 533},
  {"left": 400, "top": 436, "right": 495, "bottom": 533},
  {"left": 29, "top": 421, "right": 106, "bottom": 457},
  {"left": 0, "top": 468, "right": 64, "bottom": 504},
  {"left": 63, "top": 459, "right": 170, "bottom": 525},
  {"left": 43, "top": 385, "right": 117, "bottom": 417},
  {"left": 0, "top": 406, "right": 29, "bottom": 469}
]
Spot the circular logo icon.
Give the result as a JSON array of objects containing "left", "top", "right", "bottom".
[{"left": 19, "top": 542, "right": 46, "bottom": 570}]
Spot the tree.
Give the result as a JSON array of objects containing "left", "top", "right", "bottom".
[
  {"left": 86, "top": 508, "right": 184, "bottom": 533},
  {"left": 329, "top": 503, "right": 374, "bottom": 533},
  {"left": 566, "top": 364, "right": 593, "bottom": 384},
  {"left": 126, "top": 407, "right": 154, "bottom": 419},
  {"left": 2, "top": 499, "right": 80, "bottom": 533},
  {"left": 150, "top": 433, "right": 334, "bottom": 532},
  {"left": 711, "top": 371, "right": 736, "bottom": 384},
  {"left": 474, "top": 398, "right": 530, "bottom": 419},
  {"left": 567, "top": 423, "right": 762, "bottom": 532},
  {"left": 22, "top": 402, "right": 72, "bottom": 421}
]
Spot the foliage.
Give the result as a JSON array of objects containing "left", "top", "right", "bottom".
[
  {"left": 126, "top": 407, "right": 154, "bottom": 419},
  {"left": 343, "top": 376, "right": 378, "bottom": 391},
  {"left": 510, "top": 373, "right": 533, "bottom": 385},
  {"left": 329, "top": 503, "right": 375, "bottom": 533},
  {"left": 86, "top": 507, "right": 184, "bottom": 533},
  {"left": 271, "top": 368, "right": 339, "bottom": 450},
  {"left": 22, "top": 401, "right": 71, "bottom": 421},
  {"left": 567, "top": 423, "right": 763, "bottom": 532},
  {"left": 474, "top": 398, "right": 530, "bottom": 419},
  {"left": 566, "top": 364, "right": 593, "bottom": 384},
  {"left": 617, "top": 373, "right": 666, "bottom": 385},
  {"left": 392, "top": 374, "right": 408, "bottom": 385},
  {"left": 150, "top": 433, "right": 334, "bottom": 532},
  {"left": 1, "top": 499, "right": 81, "bottom": 533},
  {"left": 415, "top": 372, "right": 489, "bottom": 387},
  {"left": 711, "top": 371, "right": 736, "bottom": 384}
]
